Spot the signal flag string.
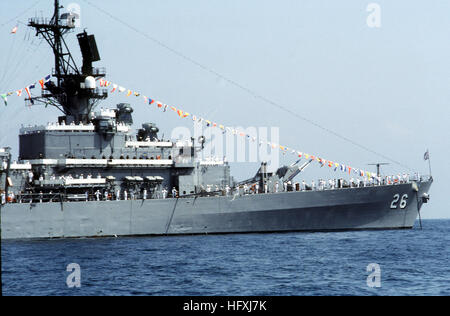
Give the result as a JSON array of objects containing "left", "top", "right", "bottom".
[
  {"left": 98, "top": 77, "right": 390, "bottom": 180},
  {"left": 0, "top": 74, "right": 411, "bottom": 179}
]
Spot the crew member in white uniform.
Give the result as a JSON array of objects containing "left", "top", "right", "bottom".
[
  {"left": 1, "top": 192, "right": 6, "bottom": 205},
  {"left": 143, "top": 189, "right": 147, "bottom": 200}
]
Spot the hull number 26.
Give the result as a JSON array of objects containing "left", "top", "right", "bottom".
[{"left": 390, "top": 194, "right": 408, "bottom": 209}]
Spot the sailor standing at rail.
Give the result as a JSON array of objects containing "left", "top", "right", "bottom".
[
  {"left": 28, "top": 171, "right": 34, "bottom": 184},
  {"left": 255, "top": 183, "right": 259, "bottom": 194},
  {"left": 124, "top": 190, "right": 128, "bottom": 200},
  {"left": 104, "top": 190, "right": 109, "bottom": 201},
  {"left": 116, "top": 188, "right": 120, "bottom": 201},
  {"left": 143, "top": 189, "right": 147, "bottom": 200},
  {"left": 243, "top": 184, "right": 248, "bottom": 195},
  {"left": 264, "top": 183, "right": 268, "bottom": 194},
  {"left": 275, "top": 182, "right": 279, "bottom": 193},
  {"left": 1, "top": 192, "right": 5, "bottom": 205},
  {"left": 95, "top": 190, "right": 100, "bottom": 201},
  {"left": 225, "top": 185, "right": 230, "bottom": 196},
  {"left": 85, "top": 191, "right": 89, "bottom": 201},
  {"left": 172, "top": 187, "right": 177, "bottom": 198},
  {"left": 39, "top": 191, "right": 43, "bottom": 203}
]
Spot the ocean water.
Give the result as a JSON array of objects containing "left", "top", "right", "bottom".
[{"left": 1, "top": 219, "right": 449, "bottom": 296}]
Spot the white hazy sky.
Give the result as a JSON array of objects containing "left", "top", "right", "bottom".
[{"left": 0, "top": 0, "right": 449, "bottom": 218}]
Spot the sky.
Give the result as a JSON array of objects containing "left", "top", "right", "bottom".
[{"left": 0, "top": 0, "right": 449, "bottom": 218}]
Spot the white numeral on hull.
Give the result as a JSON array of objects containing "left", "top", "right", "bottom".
[{"left": 390, "top": 194, "right": 408, "bottom": 209}]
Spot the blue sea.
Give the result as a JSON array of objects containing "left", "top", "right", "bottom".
[{"left": 2, "top": 219, "right": 449, "bottom": 296}]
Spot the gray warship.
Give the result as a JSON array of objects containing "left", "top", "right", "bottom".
[{"left": 0, "top": 1, "right": 432, "bottom": 239}]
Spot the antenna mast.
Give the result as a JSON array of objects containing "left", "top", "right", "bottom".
[
  {"left": 28, "top": 0, "right": 107, "bottom": 123},
  {"left": 368, "top": 163, "right": 390, "bottom": 177}
]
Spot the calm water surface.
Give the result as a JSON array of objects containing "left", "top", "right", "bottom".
[{"left": 2, "top": 219, "right": 449, "bottom": 296}]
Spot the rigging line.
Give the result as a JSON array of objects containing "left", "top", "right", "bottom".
[
  {"left": 0, "top": 35, "right": 18, "bottom": 89},
  {"left": 1, "top": 44, "right": 47, "bottom": 122},
  {"left": 80, "top": 0, "right": 413, "bottom": 171},
  {"left": 2, "top": 38, "right": 43, "bottom": 94},
  {"left": 0, "top": 28, "right": 32, "bottom": 88},
  {"left": 0, "top": 0, "right": 42, "bottom": 28},
  {"left": 1, "top": 30, "right": 36, "bottom": 90}
]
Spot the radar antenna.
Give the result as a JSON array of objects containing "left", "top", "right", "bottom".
[
  {"left": 368, "top": 163, "right": 390, "bottom": 177},
  {"left": 27, "top": 0, "right": 107, "bottom": 123}
]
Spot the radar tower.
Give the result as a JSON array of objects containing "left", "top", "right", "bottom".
[{"left": 28, "top": 0, "right": 107, "bottom": 123}]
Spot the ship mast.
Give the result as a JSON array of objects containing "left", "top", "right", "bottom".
[
  {"left": 52, "top": 0, "right": 64, "bottom": 87},
  {"left": 28, "top": 0, "right": 107, "bottom": 123}
]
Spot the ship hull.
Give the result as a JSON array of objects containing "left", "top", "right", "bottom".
[{"left": 0, "top": 180, "right": 432, "bottom": 239}]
